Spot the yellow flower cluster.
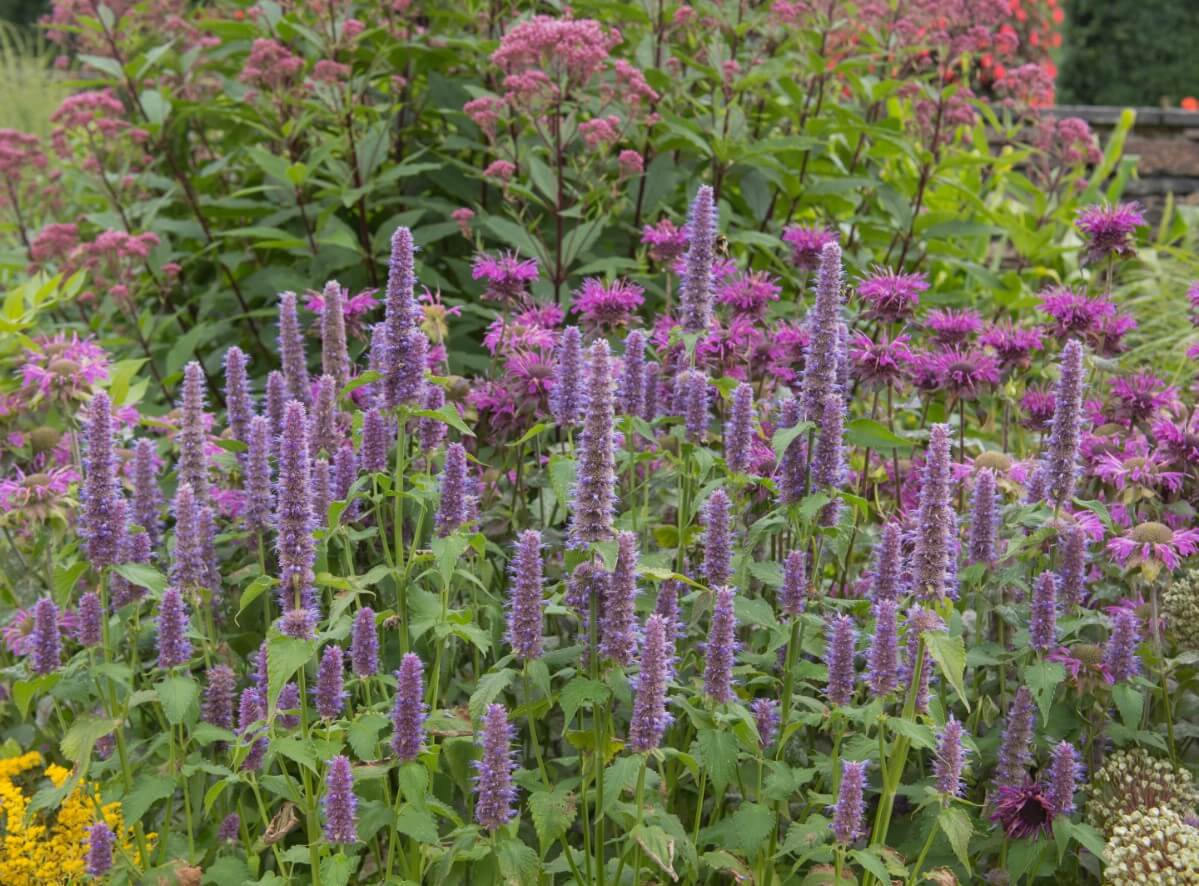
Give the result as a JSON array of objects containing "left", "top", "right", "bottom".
[{"left": 0, "top": 750, "right": 138, "bottom": 885}]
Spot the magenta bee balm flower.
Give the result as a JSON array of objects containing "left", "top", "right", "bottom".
[{"left": 1076, "top": 201, "right": 1143, "bottom": 264}]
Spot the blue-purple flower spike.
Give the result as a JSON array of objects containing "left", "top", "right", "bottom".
[
  {"left": 320, "top": 280, "right": 350, "bottom": 391},
  {"left": 1104, "top": 607, "right": 1141, "bottom": 683},
  {"left": 994, "top": 685, "right": 1037, "bottom": 790},
  {"left": 178, "top": 360, "right": 210, "bottom": 503},
  {"left": 702, "top": 488, "right": 733, "bottom": 589},
  {"left": 825, "top": 613, "right": 857, "bottom": 706},
  {"left": 275, "top": 400, "right": 317, "bottom": 630},
  {"left": 801, "top": 241, "right": 844, "bottom": 421},
  {"left": 1030, "top": 571, "right": 1058, "bottom": 652},
  {"left": 910, "top": 424, "right": 956, "bottom": 600},
  {"left": 82, "top": 391, "right": 123, "bottom": 568},
  {"left": 725, "top": 382, "right": 754, "bottom": 474},
  {"left": 551, "top": 326, "right": 586, "bottom": 425},
  {"left": 131, "top": 437, "right": 162, "bottom": 548},
  {"left": 569, "top": 339, "right": 617, "bottom": 546},
  {"left": 360, "top": 407, "right": 393, "bottom": 474},
  {"left": 224, "top": 345, "right": 254, "bottom": 447},
  {"left": 30, "top": 597, "right": 61, "bottom": 675},
  {"left": 507, "top": 530, "right": 544, "bottom": 662},
  {"left": 810, "top": 392, "right": 846, "bottom": 526},
  {"left": 831, "top": 760, "right": 868, "bottom": 844},
  {"left": 157, "top": 587, "right": 192, "bottom": 669},
  {"left": 85, "top": 821, "right": 114, "bottom": 878},
  {"left": 391, "top": 653, "right": 426, "bottom": 761},
  {"left": 279, "top": 291, "right": 309, "bottom": 404},
  {"left": 704, "top": 586, "right": 738, "bottom": 703},
  {"left": 621, "top": 330, "right": 647, "bottom": 418},
  {"left": 244, "top": 415, "right": 273, "bottom": 534},
  {"left": 870, "top": 522, "right": 904, "bottom": 602},
  {"left": 674, "top": 368, "right": 710, "bottom": 441},
  {"left": 865, "top": 599, "right": 899, "bottom": 696},
  {"left": 314, "top": 644, "right": 346, "bottom": 720},
  {"left": 474, "top": 703, "right": 517, "bottom": 831},
  {"left": 1046, "top": 741, "right": 1082, "bottom": 815},
  {"left": 776, "top": 396, "right": 807, "bottom": 505},
  {"left": 680, "top": 185, "right": 716, "bottom": 333},
  {"left": 780, "top": 549, "right": 807, "bottom": 618},
  {"left": 627, "top": 613, "right": 674, "bottom": 752},
  {"left": 382, "top": 227, "right": 425, "bottom": 408},
  {"left": 968, "top": 468, "right": 999, "bottom": 566},
  {"left": 1042, "top": 339, "right": 1085, "bottom": 507},
  {"left": 934, "top": 715, "right": 968, "bottom": 800},
  {"left": 350, "top": 607, "right": 378, "bottom": 677},
  {"left": 602, "top": 532, "right": 639, "bottom": 666},
  {"left": 435, "top": 442, "right": 474, "bottom": 537},
  {"left": 322, "top": 755, "right": 358, "bottom": 844},
  {"left": 311, "top": 374, "right": 340, "bottom": 457},
  {"left": 1057, "top": 523, "right": 1087, "bottom": 607}
]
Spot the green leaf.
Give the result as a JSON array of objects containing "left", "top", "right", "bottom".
[
  {"left": 547, "top": 455, "right": 576, "bottom": 507},
  {"left": 267, "top": 634, "right": 317, "bottom": 710},
  {"left": 924, "top": 632, "right": 970, "bottom": 712},
  {"left": 113, "top": 562, "right": 168, "bottom": 595},
  {"left": 558, "top": 677, "right": 611, "bottom": 729},
  {"left": 699, "top": 802, "right": 774, "bottom": 854},
  {"left": 494, "top": 835, "right": 540, "bottom": 885},
  {"left": 695, "top": 729, "right": 738, "bottom": 793},
  {"left": 845, "top": 418, "right": 915, "bottom": 451},
  {"left": 771, "top": 421, "right": 813, "bottom": 463},
  {"left": 469, "top": 668, "right": 514, "bottom": 720},
  {"left": 395, "top": 805, "right": 439, "bottom": 843},
  {"left": 529, "top": 783, "right": 576, "bottom": 850},
  {"left": 1112, "top": 682, "right": 1144, "bottom": 729},
  {"left": 204, "top": 856, "right": 252, "bottom": 885},
  {"left": 432, "top": 532, "right": 472, "bottom": 589},
  {"left": 320, "top": 852, "right": 357, "bottom": 886},
  {"left": 938, "top": 806, "right": 973, "bottom": 873},
  {"left": 13, "top": 674, "right": 59, "bottom": 719},
  {"left": 1022, "top": 660, "right": 1066, "bottom": 725},
  {"left": 410, "top": 404, "right": 475, "bottom": 438},
  {"left": 61, "top": 714, "right": 119, "bottom": 773},
  {"left": 121, "top": 774, "right": 176, "bottom": 824},
  {"left": 601, "top": 756, "right": 643, "bottom": 817},
  {"left": 238, "top": 574, "right": 278, "bottom": 618},
  {"left": 850, "top": 848, "right": 893, "bottom": 883},
  {"left": 273, "top": 735, "right": 319, "bottom": 774},
  {"left": 347, "top": 713, "right": 389, "bottom": 761},
  {"left": 886, "top": 717, "right": 936, "bottom": 750},
  {"left": 631, "top": 824, "right": 679, "bottom": 881},
  {"left": 156, "top": 676, "right": 199, "bottom": 725}
]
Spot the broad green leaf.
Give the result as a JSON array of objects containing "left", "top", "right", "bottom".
[
  {"left": 395, "top": 805, "right": 439, "bottom": 843},
  {"left": 113, "top": 562, "right": 168, "bottom": 595},
  {"left": 155, "top": 676, "right": 199, "bottom": 725},
  {"left": 631, "top": 824, "right": 679, "bottom": 881},
  {"left": 886, "top": 717, "right": 936, "bottom": 750},
  {"left": 699, "top": 802, "right": 774, "bottom": 854},
  {"left": 410, "top": 404, "right": 475, "bottom": 438},
  {"left": 320, "top": 852, "right": 357, "bottom": 886},
  {"left": 1112, "top": 682, "right": 1144, "bottom": 729},
  {"left": 601, "top": 756, "right": 643, "bottom": 818},
  {"left": 924, "top": 632, "right": 970, "bottom": 712},
  {"left": 695, "top": 729, "right": 738, "bottom": 793},
  {"left": 529, "top": 783, "right": 576, "bottom": 850},
  {"left": 938, "top": 806, "right": 973, "bottom": 873},
  {"left": 469, "top": 668, "right": 514, "bottom": 720},
  {"left": 845, "top": 418, "right": 915, "bottom": 451},
  {"left": 347, "top": 713, "right": 389, "bottom": 761},
  {"left": 495, "top": 835, "right": 540, "bottom": 885},
  {"left": 267, "top": 634, "right": 317, "bottom": 710},
  {"left": 1022, "top": 660, "right": 1066, "bottom": 725},
  {"left": 850, "top": 847, "right": 893, "bottom": 883},
  {"left": 121, "top": 774, "right": 176, "bottom": 824},
  {"left": 558, "top": 677, "right": 611, "bottom": 728},
  {"left": 771, "top": 421, "right": 814, "bottom": 462},
  {"left": 61, "top": 714, "right": 119, "bottom": 772},
  {"left": 238, "top": 574, "right": 278, "bottom": 618}
]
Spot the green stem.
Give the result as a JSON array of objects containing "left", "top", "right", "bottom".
[{"left": 906, "top": 815, "right": 940, "bottom": 886}]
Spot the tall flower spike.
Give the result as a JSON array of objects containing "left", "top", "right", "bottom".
[
  {"left": 1030, "top": 571, "right": 1058, "bottom": 652},
  {"left": 82, "top": 391, "right": 122, "bottom": 568},
  {"left": 203, "top": 664, "right": 236, "bottom": 729},
  {"left": 275, "top": 401, "right": 317, "bottom": 629},
  {"left": 351, "top": 607, "right": 378, "bottom": 677},
  {"left": 238, "top": 687, "right": 266, "bottom": 772},
  {"left": 825, "top": 613, "right": 857, "bottom": 706},
  {"left": 934, "top": 715, "right": 968, "bottom": 800},
  {"left": 994, "top": 685, "right": 1037, "bottom": 790},
  {"left": 385, "top": 226, "right": 418, "bottom": 329},
  {"left": 704, "top": 586, "right": 738, "bottom": 703},
  {"left": 320, "top": 280, "right": 351, "bottom": 391},
  {"left": 279, "top": 292, "right": 308, "bottom": 403},
  {"left": 752, "top": 698, "right": 780, "bottom": 748},
  {"left": 391, "top": 653, "right": 427, "bottom": 761},
  {"left": 801, "top": 241, "right": 844, "bottom": 421},
  {"left": 312, "top": 457, "right": 332, "bottom": 530},
  {"left": 382, "top": 228, "right": 424, "bottom": 408},
  {"left": 725, "top": 382, "right": 754, "bottom": 473},
  {"left": 85, "top": 821, "right": 114, "bottom": 878},
  {"left": 77, "top": 591, "right": 102, "bottom": 647},
  {"left": 266, "top": 370, "right": 287, "bottom": 453},
  {"left": 551, "top": 325, "right": 586, "bottom": 425},
  {"left": 654, "top": 580, "right": 682, "bottom": 641},
  {"left": 865, "top": 599, "right": 899, "bottom": 696},
  {"left": 171, "top": 483, "right": 209, "bottom": 591},
  {"left": 810, "top": 392, "right": 846, "bottom": 526},
  {"left": 417, "top": 384, "right": 448, "bottom": 453},
  {"left": 602, "top": 532, "right": 639, "bottom": 666},
  {"left": 569, "top": 339, "right": 617, "bottom": 545},
  {"left": 627, "top": 614, "right": 674, "bottom": 752},
  {"left": 177, "top": 361, "right": 209, "bottom": 503},
  {"left": 680, "top": 184, "right": 716, "bottom": 332},
  {"left": 1042, "top": 340, "right": 1086, "bottom": 507},
  {"left": 703, "top": 489, "right": 733, "bottom": 588},
  {"left": 1104, "top": 608, "right": 1141, "bottom": 683},
  {"left": 910, "top": 424, "right": 956, "bottom": 600},
  {"left": 244, "top": 415, "right": 273, "bottom": 534},
  {"left": 333, "top": 444, "right": 359, "bottom": 520},
  {"left": 1047, "top": 741, "right": 1082, "bottom": 815},
  {"left": 322, "top": 755, "right": 358, "bottom": 844},
  {"left": 360, "top": 407, "right": 393, "bottom": 474},
  {"left": 831, "top": 760, "right": 868, "bottom": 844},
  {"left": 870, "top": 522, "right": 904, "bottom": 602},
  {"left": 780, "top": 549, "right": 807, "bottom": 617},
  {"left": 30, "top": 597, "right": 60, "bottom": 675},
  {"left": 474, "top": 703, "right": 517, "bottom": 832},
  {"left": 311, "top": 374, "right": 340, "bottom": 457},
  {"left": 110, "top": 526, "right": 152, "bottom": 609},
  {"left": 130, "top": 437, "right": 162, "bottom": 548},
  {"left": 507, "top": 530, "right": 544, "bottom": 662},
  {"left": 157, "top": 587, "right": 192, "bottom": 669},
  {"left": 1058, "top": 523, "right": 1087, "bottom": 606},
  {"left": 224, "top": 345, "right": 254, "bottom": 446},
  {"left": 776, "top": 396, "right": 807, "bottom": 505},
  {"left": 621, "top": 330, "right": 647, "bottom": 418},
  {"left": 386, "top": 327, "right": 428, "bottom": 409},
  {"left": 435, "top": 442, "right": 474, "bottom": 536},
  {"left": 674, "top": 368, "right": 710, "bottom": 441},
  {"left": 640, "top": 360, "right": 659, "bottom": 421},
  {"left": 314, "top": 645, "right": 346, "bottom": 720},
  {"left": 968, "top": 468, "right": 999, "bottom": 565}
]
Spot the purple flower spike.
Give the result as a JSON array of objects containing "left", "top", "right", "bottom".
[
  {"left": 386, "top": 227, "right": 418, "bottom": 330},
  {"left": 801, "top": 241, "right": 845, "bottom": 421},
  {"left": 77, "top": 591, "right": 102, "bottom": 647},
  {"left": 1046, "top": 741, "right": 1082, "bottom": 815},
  {"left": 627, "top": 613, "right": 674, "bottom": 752},
  {"left": 674, "top": 369, "right": 710, "bottom": 441},
  {"left": 901, "top": 607, "right": 945, "bottom": 714},
  {"left": 1057, "top": 524, "right": 1087, "bottom": 607},
  {"left": 314, "top": 645, "right": 346, "bottom": 720},
  {"left": 391, "top": 653, "right": 427, "bottom": 761},
  {"left": 704, "top": 586, "right": 738, "bottom": 704},
  {"left": 551, "top": 326, "right": 586, "bottom": 425},
  {"left": 311, "top": 374, "right": 340, "bottom": 458},
  {"left": 218, "top": 813, "right": 240, "bottom": 843},
  {"left": 238, "top": 687, "right": 267, "bottom": 772},
  {"left": 810, "top": 392, "right": 846, "bottom": 526},
  {"left": 381, "top": 229, "right": 426, "bottom": 408},
  {"left": 279, "top": 292, "right": 309, "bottom": 404},
  {"left": 85, "top": 821, "right": 114, "bottom": 877},
  {"left": 654, "top": 581, "right": 682, "bottom": 641},
  {"left": 244, "top": 415, "right": 273, "bottom": 534},
  {"left": 569, "top": 339, "right": 617, "bottom": 546},
  {"left": 968, "top": 468, "right": 999, "bottom": 566},
  {"left": 110, "top": 526, "right": 151, "bottom": 609},
  {"left": 435, "top": 442, "right": 474, "bottom": 537},
  {"left": 1104, "top": 607, "right": 1141, "bottom": 683},
  {"left": 203, "top": 664, "right": 236, "bottom": 730},
  {"left": 322, "top": 755, "right": 358, "bottom": 844},
  {"left": 825, "top": 613, "right": 857, "bottom": 706},
  {"left": 224, "top": 345, "right": 254, "bottom": 446},
  {"left": 994, "top": 685, "right": 1037, "bottom": 790},
  {"left": 312, "top": 457, "right": 332, "bottom": 530},
  {"left": 780, "top": 549, "right": 807, "bottom": 618},
  {"left": 275, "top": 401, "right": 317, "bottom": 624},
  {"left": 870, "top": 523, "right": 904, "bottom": 602},
  {"left": 725, "top": 383, "right": 754, "bottom": 474},
  {"left": 934, "top": 715, "right": 968, "bottom": 799},
  {"left": 1042, "top": 340, "right": 1085, "bottom": 507},
  {"left": 350, "top": 607, "right": 378, "bottom": 677},
  {"left": 866, "top": 599, "right": 899, "bottom": 696},
  {"left": 507, "top": 530, "right": 544, "bottom": 662},
  {"left": 680, "top": 185, "right": 716, "bottom": 333},
  {"left": 910, "top": 424, "right": 956, "bottom": 600},
  {"left": 360, "top": 407, "right": 393, "bottom": 474},
  {"left": 171, "top": 483, "right": 209, "bottom": 592},
  {"left": 418, "top": 384, "right": 448, "bottom": 453},
  {"left": 620, "top": 330, "right": 647, "bottom": 418},
  {"left": 82, "top": 391, "right": 123, "bottom": 569},
  {"left": 474, "top": 703, "right": 517, "bottom": 832},
  {"left": 266, "top": 370, "right": 287, "bottom": 452},
  {"left": 178, "top": 361, "right": 210, "bottom": 503},
  {"left": 776, "top": 397, "right": 807, "bottom": 506},
  {"left": 641, "top": 360, "right": 660, "bottom": 421},
  {"left": 702, "top": 489, "right": 733, "bottom": 589},
  {"left": 30, "top": 597, "right": 61, "bottom": 675},
  {"left": 130, "top": 437, "right": 162, "bottom": 548},
  {"left": 320, "top": 280, "right": 351, "bottom": 391},
  {"left": 602, "top": 532, "right": 639, "bottom": 666},
  {"left": 831, "top": 760, "right": 868, "bottom": 844},
  {"left": 332, "top": 443, "right": 358, "bottom": 520},
  {"left": 157, "top": 587, "right": 192, "bottom": 669},
  {"left": 277, "top": 682, "right": 301, "bottom": 728},
  {"left": 752, "top": 698, "right": 780, "bottom": 748},
  {"left": 1030, "top": 572, "right": 1058, "bottom": 652}
]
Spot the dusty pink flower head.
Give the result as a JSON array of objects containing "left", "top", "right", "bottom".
[
  {"left": 21, "top": 333, "right": 110, "bottom": 399},
  {"left": 492, "top": 15, "right": 619, "bottom": 92},
  {"left": 618, "top": 149, "right": 644, "bottom": 176},
  {"left": 483, "top": 159, "right": 515, "bottom": 180},
  {"left": 926, "top": 308, "right": 983, "bottom": 346},
  {"left": 451, "top": 208, "right": 475, "bottom": 237},
  {"left": 241, "top": 39, "right": 304, "bottom": 91}
]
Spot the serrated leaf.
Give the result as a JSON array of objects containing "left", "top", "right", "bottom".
[
  {"left": 632, "top": 824, "right": 679, "bottom": 881},
  {"left": 699, "top": 802, "right": 774, "bottom": 854},
  {"left": 924, "top": 632, "right": 970, "bottom": 712},
  {"left": 886, "top": 717, "right": 936, "bottom": 750},
  {"left": 469, "top": 668, "right": 514, "bottom": 720},
  {"left": 695, "top": 729, "right": 739, "bottom": 793},
  {"left": 156, "top": 676, "right": 199, "bottom": 725},
  {"left": 558, "top": 677, "right": 611, "bottom": 728},
  {"left": 121, "top": 774, "right": 175, "bottom": 824},
  {"left": 938, "top": 806, "right": 973, "bottom": 873},
  {"left": 347, "top": 713, "right": 389, "bottom": 761},
  {"left": 851, "top": 848, "right": 894, "bottom": 882},
  {"left": 61, "top": 714, "right": 119, "bottom": 772},
  {"left": 602, "top": 756, "right": 643, "bottom": 817},
  {"left": 495, "top": 835, "right": 540, "bottom": 885},
  {"left": 113, "top": 562, "right": 168, "bottom": 595},
  {"left": 410, "top": 404, "right": 475, "bottom": 438},
  {"left": 529, "top": 783, "right": 576, "bottom": 850},
  {"left": 1022, "top": 660, "right": 1066, "bottom": 725},
  {"left": 268, "top": 634, "right": 316, "bottom": 710},
  {"left": 395, "top": 805, "right": 439, "bottom": 843},
  {"left": 845, "top": 418, "right": 915, "bottom": 451},
  {"left": 771, "top": 421, "right": 813, "bottom": 463},
  {"left": 320, "top": 852, "right": 357, "bottom": 886},
  {"left": 238, "top": 574, "right": 278, "bottom": 618},
  {"left": 1112, "top": 681, "right": 1143, "bottom": 729}
]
